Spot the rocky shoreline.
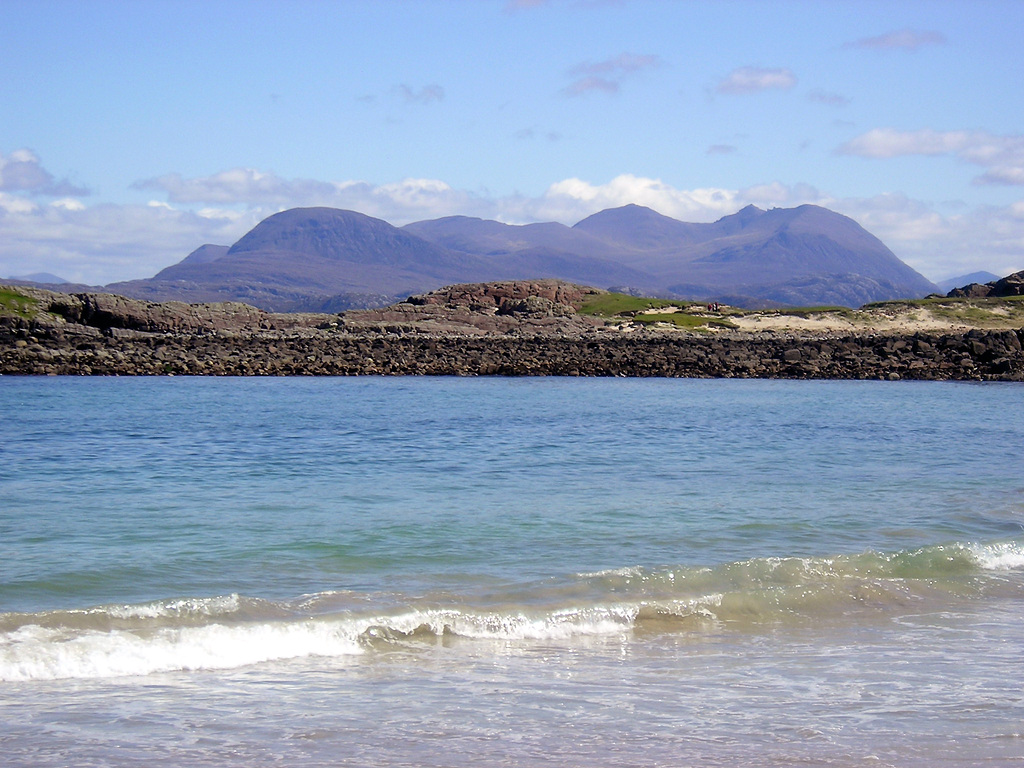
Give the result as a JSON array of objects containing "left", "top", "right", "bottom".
[{"left": 2, "top": 282, "right": 1023, "bottom": 380}]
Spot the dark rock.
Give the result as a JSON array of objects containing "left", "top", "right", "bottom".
[
  {"left": 3, "top": 282, "right": 1023, "bottom": 381},
  {"left": 783, "top": 349, "right": 803, "bottom": 363},
  {"left": 947, "top": 270, "right": 1024, "bottom": 298},
  {"left": 991, "top": 271, "right": 1024, "bottom": 297},
  {"left": 947, "top": 283, "right": 993, "bottom": 298}
]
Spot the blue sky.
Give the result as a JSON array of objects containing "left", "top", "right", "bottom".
[{"left": 2, "top": 0, "right": 1023, "bottom": 285}]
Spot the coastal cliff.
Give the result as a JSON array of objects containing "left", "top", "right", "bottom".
[{"left": 2, "top": 281, "right": 1022, "bottom": 380}]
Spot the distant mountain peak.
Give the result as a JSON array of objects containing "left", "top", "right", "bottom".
[
  {"left": 572, "top": 204, "right": 706, "bottom": 250},
  {"left": 573, "top": 203, "right": 675, "bottom": 226},
  {"left": 7, "top": 272, "right": 69, "bottom": 284},
  {"left": 180, "top": 244, "right": 230, "bottom": 266},
  {"left": 936, "top": 270, "right": 1001, "bottom": 293},
  {"left": 99, "top": 202, "right": 936, "bottom": 311},
  {"left": 227, "top": 207, "right": 392, "bottom": 258}
]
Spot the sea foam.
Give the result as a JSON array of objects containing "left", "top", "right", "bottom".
[
  {"left": 969, "top": 541, "right": 1024, "bottom": 570},
  {"left": 0, "top": 618, "right": 364, "bottom": 682}
]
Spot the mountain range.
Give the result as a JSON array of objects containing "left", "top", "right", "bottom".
[
  {"left": 935, "top": 270, "right": 1000, "bottom": 294},
  {"left": 28, "top": 204, "right": 941, "bottom": 311}
]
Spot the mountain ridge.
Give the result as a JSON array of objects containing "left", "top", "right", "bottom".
[{"left": 24, "top": 203, "right": 941, "bottom": 311}]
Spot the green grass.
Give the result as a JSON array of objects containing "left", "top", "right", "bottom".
[
  {"left": 863, "top": 297, "right": 951, "bottom": 310},
  {"left": 0, "top": 287, "right": 41, "bottom": 319},
  {"left": 864, "top": 295, "right": 1024, "bottom": 310},
  {"left": 577, "top": 292, "right": 684, "bottom": 317},
  {"left": 577, "top": 292, "right": 738, "bottom": 330},
  {"left": 770, "top": 306, "right": 855, "bottom": 317},
  {"left": 580, "top": 290, "right": 1024, "bottom": 332},
  {"left": 860, "top": 295, "right": 1024, "bottom": 328},
  {"left": 725, "top": 305, "right": 857, "bottom": 320},
  {"left": 630, "top": 312, "right": 738, "bottom": 330}
]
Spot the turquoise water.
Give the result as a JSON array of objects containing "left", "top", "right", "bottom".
[{"left": 2, "top": 377, "right": 1023, "bottom": 766}]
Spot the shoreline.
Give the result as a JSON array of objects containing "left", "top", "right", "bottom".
[
  {"left": 3, "top": 282, "right": 1023, "bottom": 380},
  {"left": 5, "top": 325, "right": 1022, "bottom": 381}
]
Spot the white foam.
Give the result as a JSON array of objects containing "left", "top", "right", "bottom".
[
  {"left": 1, "top": 602, "right": 647, "bottom": 682},
  {"left": 368, "top": 606, "right": 637, "bottom": 642},
  {"left": 102, "top": 594, "right": 244, "bottom": 620},
  {"left": 577, "top": 566, "right": 645, "bottom": 580},
  {"left": 4, "top": 594, "right": 766, "bottom": 682},
  {"left": 0, "top": 618, "right": 363, "bottom": 682},
  {"left": 969, "top": 541, "right": 1024, "bottom": 571}
]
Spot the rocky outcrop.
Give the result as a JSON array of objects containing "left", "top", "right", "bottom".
[
  {"left": 3, "top": 320, "right": 1022, "bottom": 381},
  {"left": 404, "top": 280, "right": 601, "bottom": 309},
  {"left": 3, "top": 282, "right": 1023, "bottom": 380},
  {"left": 339, "top": 280, "right": 605, "bottom": 336},
  {"left": 23, "top": 203, "right": 937, "bottom": 310},
  {"left": 992, "top": 271, "right": 1024, "bottom": 296},
  {"left": 3, "top": 285, "right": 329, "bottom": 333},
  {"left": 947, "top": 270, "right": 1024, "bottom": 298}
]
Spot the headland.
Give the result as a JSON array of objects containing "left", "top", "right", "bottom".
[{"left": 2, "top": 281, "right": 1022, "bottom": 380}]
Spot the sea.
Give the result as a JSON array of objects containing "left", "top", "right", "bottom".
[{"left": 1, "top": 376, "right": 1023, "bottom": 767}]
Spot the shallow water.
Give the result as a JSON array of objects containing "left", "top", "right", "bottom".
[{"left": 2, "top": 377, "right": 1023, "bottom": 766}]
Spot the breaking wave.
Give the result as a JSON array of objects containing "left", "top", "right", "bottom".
[{"left": 3, "top": 539, "right": 1021, "bottom": 682}]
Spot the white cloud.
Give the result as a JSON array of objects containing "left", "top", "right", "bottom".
[
  {"left": 0, "top": 148, "right": 90, "bottom": 197},
  {"left": 562, "top": 52, "right": 662, "bottom": 97},
  {"left": 4, "top": 167, "right": 1022, "bottom": 287},
  {"left": 397, "top": 84, "right": 445, "bottom": 104},
  {"left": 0, "top": 149, "right": 51, "bottom": 192},
  {"left": 0, "top": 200, "right": 261, "bottom": 285},
  {"left": 134, "top": 168, "right": 339, "bottom": 205},
  {"left": 807, "top": 89, "right": 849, "bottom": 107},
  {"left": 847, "top": 29, "right": 947, "bottom": 52},
  {"left": 50, "top": 198, "right": 86, "bottom": 211},
  {"left": 134, "top": 169, "right": 501, "bottom": 223},
  {"left": 838, "top": 128, "right": 1024, "bottom": 186},
  {"left": 716, "top": 66, "right": 796, "bottom": 95},
  {"left": 0, "top": 191, "right": 40, "bottom": 214},
  {"left": 197, "top": 206, "right": 253, "bottom": 221},
  {"left": 572, "top": 53, "right": 662, "bottom": 76},
  {"left": 562, "top": 76, "right": 620, "bottom": 96},
  {"left": 533, "top": 174, "right": 740, "bottom": 223},
  {"left": 838, "top": 128, "right": 972, "bottom": 158}
]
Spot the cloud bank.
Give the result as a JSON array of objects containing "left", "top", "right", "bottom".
[
  {"left": 847, "top": 29, "right": 947, "bottom": 52},
  {"left": 716, "top": 67, "right": 797, "bottom": 95},
  {"left": 0, "top": 149, "right": 90, "bottom": 197},
  {"left": 2, "top": 151, "right": 1022, "bottom": 287},
  {"left": 839, "top": 128, "right": 1024, "bottom": 185},
  {"left": 562, "top": 53, "right": 662, "bottom": 96},
  {"left": 397, "top": 84, "right": 445, "bottom": 105}
]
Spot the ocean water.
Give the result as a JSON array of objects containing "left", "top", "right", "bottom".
[{"left": 1, "top": 376, "right": 1023, "bottom": 767}]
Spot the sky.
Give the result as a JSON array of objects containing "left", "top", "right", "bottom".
[{"left": 2, "top": 0, "right": 1023, "bottom": 286}]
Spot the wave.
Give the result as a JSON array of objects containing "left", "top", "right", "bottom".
[
  {"left": 3, "top": 539, "right": 1021, "bottom": 682},
  {"left": 969, "top": 540, "right": 1024, "bottom": 570}
]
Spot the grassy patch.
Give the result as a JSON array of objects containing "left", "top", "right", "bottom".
[
  {"left": 928, "top": 304, "right": 1024, "bottom": 325},
  {"left": 577, "top": 292, "right": 683, "bottom": 317},
  {"left": 629, "top": 312, "right": 738, "bottom": 330},
  {"left": 770, "top": 306, "right": 856, "bottom": 318},
  {"left": 578, "top": 292, "right": 738, "bottom": 330},
  {"left": 863, "top": 297, "right": 951, "bottom": 310},
  {"left": 0, "top": 287, "right": 41, "bottom": 319},
  {"left": 863, "top": 295, "right": 1024, "bottom": 328},
  {"left": 864, "top": 296, "right": 1024, "bottom": 310}
]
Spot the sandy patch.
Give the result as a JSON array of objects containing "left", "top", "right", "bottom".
[{"left": 727, "top": 306, "right": 1003, "bottom": 335}]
